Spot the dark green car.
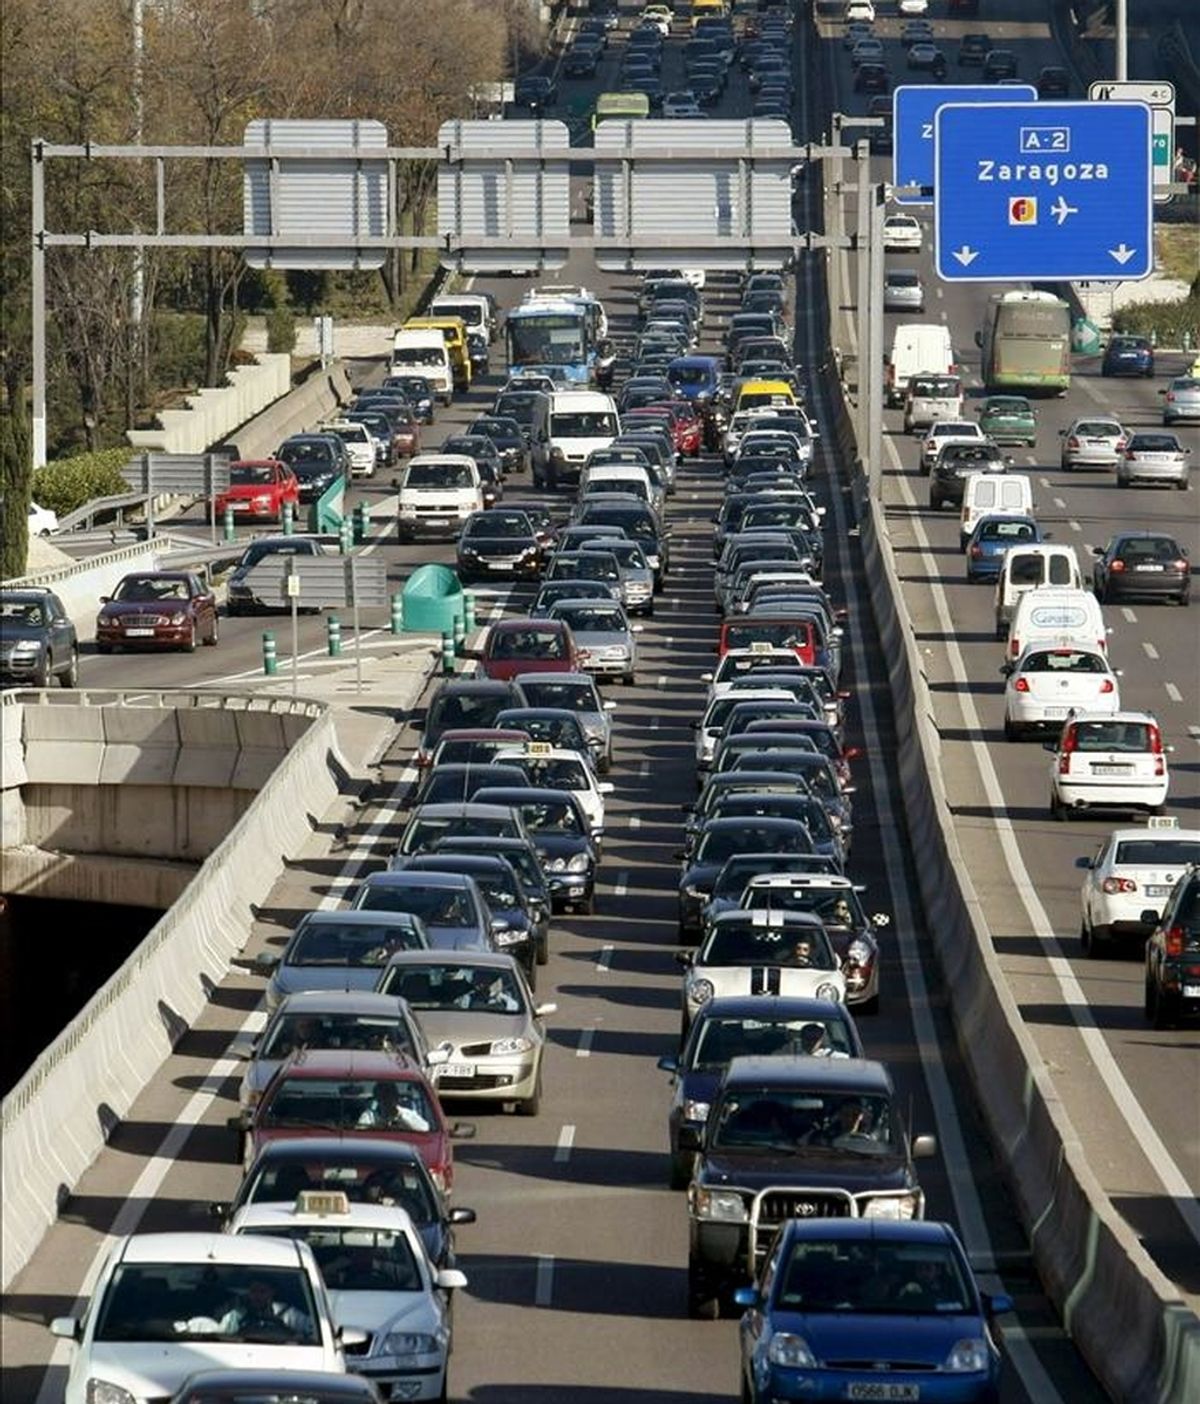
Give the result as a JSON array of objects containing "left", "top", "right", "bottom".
[{"left": 976, "top": 395, "right": 1037, "bottom": 447}]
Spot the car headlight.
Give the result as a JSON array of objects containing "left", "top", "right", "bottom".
[
  {"left": 862, "top": 1192, "right": 919, "bottom": 1220},
  {"left": 542, "top": 854, "right": 566, "bottom": 872},
  {"left": 682, "top": 1098, "right": 711, "bottom": 1122},
  {"left": 86, "top": 1382, "right": 137, "bottom": 1404},
  {"left": 167, "top": 611, "right": 188, "bottom": 625},
  {"left": 767, "top": 1332, "right": 817, "bottom": 1368},
  {"left": 691, "top": 1186, "right": 747, "bottom": 1222},
  {"left": 381, "top": 1329, "right": 439, "bottom": 1359},
  {"left": 490, "top": 1036, "right": 533, "bottom": 1056},
  {"left": 945, "top": 1337, "right": 990, "bottom": 1372},
  {"left": 10, "top": 640, "right": 40, "bottom": 654},
  {"left": 687, "top": 978, "right": 715, "bottom": 1006},
  {"left": 97, "top": 613, "right": 117, "bottom": 626},
  {"left": 566, "top": 852, "right": 591, "bottom": 873},
  {"left": 602, "top": 645, "right": 630, "bottom": 660},
  {"left": 815, "top": 981, "right": 842, "bottom": 1003}
]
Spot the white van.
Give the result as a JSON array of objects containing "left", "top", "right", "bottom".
[
  {"left": 579, "top": 462, "right": 662, "bottom": 513},
  {"left": 540, "top": 390, "right": 620, "bottom": 491},
  {"left": 959, "top": 473, "right": 1034, "bottom": 550},
  {"left": 885, "top": 323, "right": 955, "bottom": 408},
  {"left": 903, "top": 373, "right": 964, "bottom": 433},
  {"left": 391, "top": 329, "right": 453, "bottom": 405},
  {"left": 994, "top": 545, "right": 1083, "bottom": 638},
  {"left": 429, "top": 294, "right": 493, "bottom": 343},
  {"left": 396, "top": 453, "right": 484, "bottom": 541},
  {"left": 1005, "top": 586, "right": 1110, "bottom": 668}
]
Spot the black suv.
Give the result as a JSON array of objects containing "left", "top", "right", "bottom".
[
  {"left": 684, "top": 1056, "right": 935, "bottom": 1317},
  {"left": 0, "top": 588, "right": 79, "bottom": 688},
  {"left": 1143, "top": 866, "right": 1200, "bottom": 1028},
  {"left": 928, "top": 440, "right": 1010, "bottom": 510}
]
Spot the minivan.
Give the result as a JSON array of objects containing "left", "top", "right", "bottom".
[
  {"left": 994, "top": 545, "right": 1083, "bottom": 638},
  {"left": 1004, "top": 586, "right": 1109, "bottom": 668},
  {"left": 533, "top": 390, "right": 620, "bottom": 490},
  {"left": 959, "top": 473, "right": 1034, "bottom": 550}
]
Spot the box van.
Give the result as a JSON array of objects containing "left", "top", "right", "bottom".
[
  {"left": 403, "top": 316, "right": 471, "bottom": 393},
  {"left": 1005, "top": 586, "right": 1109, "bottom": 667},
  {"left": 903, "top": 373, "right": 963, "bottom": 433},
  {"left": 537, "top": 390, "right": 620, "bottom": 491},
  {"left": 886, "top": 324, "right": 955, "bottom": 408},
  {"left": 994, "top": 545, "right": 1082, "bottom": 638},
  {"left": 391, "top": 329, "right": 453, "bottom": 405},
  {"left": 959, "top": 473, "right": 1033, "bottom": 550},
  {"left": 429, "top": 294, "right": 494, "bottom": 343}
]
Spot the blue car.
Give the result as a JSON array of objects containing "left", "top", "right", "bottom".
[
  {"left": 736, "top": 1219, "right": 1011, "bottom": 1403},
  {"left": 1101, "top": 334, "right": 1154, "bottom": 378},
  {"left": 666, "top": 354, "right": 724, "bottom": 403},
  {"left": 964, "top": 514, "right": 1042, "bottom": 582}
]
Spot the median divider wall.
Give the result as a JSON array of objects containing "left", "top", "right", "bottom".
[
  {"left": 820, "top": 358, "right": 1200, "bottom": 1402},
  {"left": 0, "top": 691, "right": 346, "bottom": 1289}
]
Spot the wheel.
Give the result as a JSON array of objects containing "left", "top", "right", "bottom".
[
  {"left": 687, "top": 1262, "right": 720, "bottom": 1320},
  {"left": 1151, "top": 982, "right": 1177, "bottom": 1030},
  {"left": 622, "top": 672, "right": 636, "bottom": 686},
  {"left": 31, "top": 654, "right": 51, "bottom": 688},
  {"left": 525, "top": 958, "right": 537, "bottom": 993},
  {"left": 1179, "top": 592, "right": 1191, "bottom": 607},
  {"left": 1176, "top": 478, "right": 1189, "bottom": 491},
  {"left": 668, "top": 1152, "right": 692, "bottom": 1191},
  {"left": 515, "top": 1071, "right": 542, "bottom": 1116},
  {"left": 1050, "top": 792, "right": 1068, "bottom": 821},
  {"left": 182, "top": 623, "right": 197, "bottom": 653},
  {"left": 929, "top": 494, "right": 942, "bottom": 510},
  {"left": 204, "top": 614, "right": 220, "bottom": 646},
  {"left": 59, "top": 647, "right": 79, "bottom": 688},
  {"left": 96, "top": 642, "right": 113, "bottom": 655},
  {"left": 536, "top": 932, "right": 548, "bottom": 967},
  {"left": 577, "top": 890, "right": 595, "bottom": 917},
  {"left": 994, "top": 622, "right": 1006, "bottom": 641},
  {"left": 1085, "top": 922, "right": 1110, "bottom": 957},
  {"left": 1117, "top": 476, "right": 1130, "bottom": 489},
  {"left": 1144, "top": 975, "right": 1155, "bottom": 1018},
  {"left": 1099, "top": 582, "right": 1112, "bottom": 604},
  {"left": 1080, "top": 918, "right": 1091, "bottom": 955}
]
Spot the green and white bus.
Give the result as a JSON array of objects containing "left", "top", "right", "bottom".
[
  {"left": 592, "top": 91, "right": 651, "bottom": 130},
  {"left": 977, "top": 290, "right": 1072, "bottom": 395}
]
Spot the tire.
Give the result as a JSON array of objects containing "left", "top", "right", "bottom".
[
  {"left": 59, "top": 647, "right": 79, "bottom": 688},
  {"left": 668, "top": 1153, "right": 691, "bottom": 1191},
  {"left": 1151, "top": 983, "right": 1177, "bottom": 1031},
  {"left": 929, "top": 494, "right": 942, "bottom": 511},
  {"left": 577, "top": 890, "right": 595, "bottom": 917},
  {"left": 1179, "top": 592, "right": 1190, "bottom": 607},
  {"left": 31, "top": 654, "right": 51, "bottom": 689},
  {"left": 1176, "top": 478, "right": 1189, "bottom": 491},
  {"left": 1003, "top": 718, "right": 1020, "bottom": 742},
  {"left": 1144, "top": 975, "right": 1155, "bottom": 1019},
  {"left": 1080, "top": 918, "right": 1092, "bottom": 955},
  {"left": 622, "top": 672, "right": 636, "bottom": 686},
  {"left": 1050, "top": 791, "right": 1068, "bottom": 821},
  {"left": 183, "top": 622, "right": 197, "bottom": 653},
  {"left": 994, "top": 622, "right": 1005, "bottom": 641},
  {"left": 516, "top": 1071, "right": 542, "bottom": 1116},
  {"left": 96, "top": 642, "right": 113, "bottom": 655},
  {"left": 536, "top": 932, "right": 548, "bottom": 967},
  {"left": 687, "top": 1263, "right": 720, "bottom": 1321},
  {"left": 1086, "top": 922, "right": 1111, "bottom": 957},
  {"left": 205, "top": 614, "right": 220, "bottom": 646},
  {"left": 1117, "top": 476, "right": 1130, "bottom": 489}
]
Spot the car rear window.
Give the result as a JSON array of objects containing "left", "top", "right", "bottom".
[
  {"left": 289, "top": 921, "right": 425, "bottom": 966},
  {"left": 1117, "top": 537, "right": 1179, "bottom": 561},
  {"left": 1070, "top": 721, "right": 1153, "bottom": 752},
  {"left": 1022, "top": 650, "right": 1107, "bottom": 673},
  {"left": 1114, "top": 840, "right": 1200, "bottom": 867}
]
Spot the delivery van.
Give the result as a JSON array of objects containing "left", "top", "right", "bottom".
[
  {"left": 404, "top": 315, "right": 471, "bottom": 393},
  {"left": 994, "top": 545, "right": 1083, "bottom": 638},
  {"left": 886, "top": 323, "right": 955, "bottom": 408},
  {"left": 535, "top": 390, "right": 620, "bottom": 491},
  {"left": 391, "top": 329, "right": 453, "bottom": 404},
  {"left": 959, "top": 473, "right": 1034, "bottom": 550},
  {"left": 1004, "top": 586, "right": 1109, "bottom": 668},
  {"left": 429, "top": 293, "right": 494, "bottom": 343}
]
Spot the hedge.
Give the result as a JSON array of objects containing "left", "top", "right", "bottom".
[
  {"left": 1111, "top": 295, "right": 1200, "bottom": 345},
  {"left": 32, "top": 447, "right": 132, "bottom": 516}
]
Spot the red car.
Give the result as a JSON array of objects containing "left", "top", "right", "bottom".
[
  {"left": 95, "top": 571, "right": 219, "bottom": 652},
  {"left": 718, "top": 616, "right": 819, "bottom": 667},
  {"left": 216, "top": 458, "right": 300, "bottom": 521},
  {"left": 647, "top": 399, "right": 703, "bottom": 457},
  {"left": 243, "top": 1050, "right": 468, "bottom": 1195},
  {"left": 479, "top": 618, "right": 579, "bottom": 681}
]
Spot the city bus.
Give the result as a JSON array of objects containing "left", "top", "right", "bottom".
[
  {"left": 592, "top": 91, "right": 651, "bottom": 130},
  {"left": 977, "top": 291, "right": 1072, "bottom": 395},
  {"left": 505, "top": 297, "right": 595, "bottom": 385}
]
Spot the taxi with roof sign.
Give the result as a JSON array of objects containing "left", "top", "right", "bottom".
[{"left": 492, "top": 741, "right": 614, "bottom": 843}]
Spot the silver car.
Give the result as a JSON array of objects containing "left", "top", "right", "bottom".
[
  {"left": 1059, "top": 416, "right": 1125, "bottom": 470},
  {"left": 549, "top": 598, "right": 643, "bottom": 683},
  {"left": 1118, "top": 431, "right": 1191, "bottom": 490},
  {"left": 1161, "top": 376, "right": 1200, "bottom": 426},
  {"left": 582, "top": 537, "right": 656, "bottom": 615},
  {"left": 513, "top": 670, "right": 617, "bottom": 773},
  {"left": 376, "top": 950, "right": 555, "bottom": 1114},
  {"left": 884, "top": 268, "right": 924, "bottom": 313},
  {"left": 260, "top": 910, "right": 430, "bottom": 1012}
]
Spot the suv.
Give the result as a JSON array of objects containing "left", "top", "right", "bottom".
[
  {"left": 1143, "top": 866, "right": 1200, "bottom": 1027},
  {"left": 684, "top": 1056, "right": 935, "bottom": 1317},
  {"left": 0, "top": 588, "right": 79, "bottom": 687}
]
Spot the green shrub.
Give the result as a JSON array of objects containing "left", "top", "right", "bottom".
[
  {"left": 32, "top": 447, "right": 131, "bottom": 516},
  {"left": 1112, "top": 296, "right": 1200, "bottom": 345},
  {"left": 266, "top": 307, "right": 297, "bottom": 354}
]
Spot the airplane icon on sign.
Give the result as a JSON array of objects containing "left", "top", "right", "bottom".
[{"left": 1050, "top": 196, "right": 1078, "bottom": 226}]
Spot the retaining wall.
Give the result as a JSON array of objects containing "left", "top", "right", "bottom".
[
  {"left": 218, "top": 364, "right": 353, "bottom": 463},
  {"left": 127, "top": 355, "right": 292, "bottom": 456}
]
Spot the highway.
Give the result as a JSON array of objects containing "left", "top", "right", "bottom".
[{"left": 3, "top": 3, "right": 1192, "bottom": 1401}]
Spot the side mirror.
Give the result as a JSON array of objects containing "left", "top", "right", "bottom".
[
  {"left": 999, "top": 663, "right": 1013, "bottom": 676},
  {"left": 598, "top": 781, "right": 615, "bottom": 795},
  {"left": 437, "top": 1268, "right": 469, "bottom": 1291},
  {"left": 699, "top": 672, "right": 713, "bottom": 683},
  {"left": 1074, "top": 856, "right": 1093, "bottom": 870},
  {"left": 632, "top": 624, "right": 645, "bottom": 634},
  {"left": 255, "top": 952, "right": 280, "bottom": 973},
  {"left": 1091, "top": 545, "right": 1104, "bottom": 556},
  {"left": 451, "top": 1122, "right": 477, "bottom": 1140},
  {"left": 339, "top": 1326, "right": 370, "bottom": 1349},
  {"left": 448, "top": 1205, "right": 477, "bottom": 1225},
  {"left": 99, "top": 595, "right": 111, "bottom": 604},
  {"left": 674, "top": 951, "right": 693, "bottom": 967},
  {"left": 50, "top": 1317, "right": 81, "bottom": 1341},
  {"left": 534, "top": 1001, "right": 558, "bottom": 1017},
  {"left": 984, "top": 1291, "right": 1015, "bottom": 1317},
  {"left": 732, "top": 1285, "right": 760, "bottom": 1309},
  {"left": 657, "top": 1054, "right": 679, "bottom": 1074},
  {"left": 208, "top": 1200, "right": 230, "bottom": 1221},
  {"left": 912, "top": 1133, "right": 938, "bottom": 1159},
  {"left": 603, "top": 699, "right": 617, "bottom": 711}
]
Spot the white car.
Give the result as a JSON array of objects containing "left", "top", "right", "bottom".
[
  {"left": 850, "top": 37, "right": 885, "bottom": 68},
  {"left": 845, "top": 0, "right": 876, "bottom": 20},
  {"left": 701, "top": 648, "right": 807, "bottom": 701},
  {"left": 52, "top": 1231, "right": 357, "bottom": 1403},
  {"left": 1003, "top": 642, "right": 1121, "bottom": 740},
  {"left": 1077, "top": 819, "right": 1200, "bottom": 955},
  {"left": 882, "top": 214, "right": 923, "bottom": 252},
  {"left": 695, "top": 687, "right": 798, "bottom": 773},
  {"left": 898, "top": 0, "right": 929, "bottom": 14},
  {"left": 28, "top": 500, "right": 59, "bottom": 535},
  {"left": 494, "top": 742, "right": 613, "bottom": 842},
  {"left": 680, "top": 910, "right": 847, "bottom": 1032},
  {"left": 663, "top": 93, "right": 705, "bottom": 119},
  {"left": 323, "top": 419, "right": 376, "bottom": 477},
  {"left": 1049, "top": 711, "right": 1172, "bottom": 820},
  {"left": 230, "top": 1191, "right": 464, "bottom": 1401},
  {"left": 920, "top": 419, "right": 986, "bottom": 473}
]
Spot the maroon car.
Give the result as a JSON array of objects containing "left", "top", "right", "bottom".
[
  {"left": 95, "top": 571, "right": 219, "bottom": 652},
  {"left": 479, "top": 618, "right": 579, "bottom": 682}
]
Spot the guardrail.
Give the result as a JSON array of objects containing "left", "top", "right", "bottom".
[{"left": 54, "top": 491, "right": 157, "bottom": 534}]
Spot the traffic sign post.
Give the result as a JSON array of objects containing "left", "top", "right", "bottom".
[
  {"left": 892, "top": 84, "right": 1036, "bottom": 206},
  {"left": 934, "top": 101, "right": 1153, "bottom": 282},
  {"left": 1089, "top": 80, "right": 1175, "bottom": 203}
]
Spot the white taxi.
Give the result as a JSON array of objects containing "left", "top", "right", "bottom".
[
  {"left": 493, "top": 742, "right": 613, "bottom": 842},
  {"left": 1048, "top": 711, "right": 1171, "bottom": 819},
  {"left": 230, "top": 1191, "right": 464, "bottom": 1402},
  {"left": 1076, "top": 820, "right": 1200, "bottom": 955},
  {"left": 1003, "top": 643, "right": 1121, "bottom": 741}
]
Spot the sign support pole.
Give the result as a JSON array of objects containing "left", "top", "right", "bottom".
[
  {"left": 867, "top": 187, "right": 886, "bottom": 500},
  {"left": 855, "top": 140, "right": 872, "bottom": 459}
]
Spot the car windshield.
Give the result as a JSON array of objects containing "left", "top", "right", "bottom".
[
  {"left": 696, "top": 826, "right": 802, "bottom": 865},
  {"left": 558, "top": 606, "right": 626, "bottom": 633},
  {"left": 978, "top": 519, "right": 1037, "bottom": 542},
  {"left": 701, "top": 923, "right": 836, "bottom": 969},
  {"left": 724, "top": 621, "right": 812, "bottom": 650},
  {"left": 0, "top": 600, "right": 48, "bottom": 626},
  {"left": 1075, "top": 420, "right": 1121, "bottom": 436},
  {"left": 358, "top": 883, "right": 475, "bottom": 926},
  {"left": 688, "top": 1016, "right": 855, "bottom": 1069},
  {"left": 93, "top": 1262, "right": 319, "bottom": 1345},
  {"left": 263, "top": 1077, "right": 434, "bottom": 1134},
  {"left": 1129, "top": 435, "right": 1179, "bottom": 451},
  {"left": 490, "top": 628, "right": 567, "bottom": 660},
  {"left": 259, "top": 1013, "right": 415, "bottom": 1062},
  {"left": 277, "top": 440, "right": 333, "bottom": 466},
  {"left": 743, "top": 886, "right": 865, "bottom": 928},
  {"left": 1021, "top": 650, "right": 1108, "bottom": 675},
  {"left": 517, "top": 679, "right": 600, "bottom": 714},
  {"left": 242, "top": 1158, "right": 436, "bottom": 1220},
  {"left": 776, "top": 1239, "right": 971, "bottom": 1314},
  {"left": 289, "top": 921, "right": 425, "bottom": 967},
  {"left": 405, "top": 462, "right": 474, "bottom": 488},
  {"left": 404, "top": 816, "right": 516, "bottom": 849},
  {"left": 427, "top": 692, "right": 510, "bottom": 735},
  {"left": 711, "top": 853, "right": 819, "bottom": 897},
  {"left": 381, "top": 962, "right": 524, "bottom": 1013},
  {"left": 113, "top": 576, "right": 189, "bottom": 601},
  {"left": 711, "top": 1090, "right": 894, "bottom": 1153},
  {"left": 240, "top": 1224, "right": 421, "bottom": 1292},
  {"left": 230, "top": 464, "right": 277, "bottom": 485},
  {"left": 467, "top": 513, "right": 531, "bottom": 539},
  {"left": 550, "top": 412, "right": 620, "bottom": 437},
  {"left": 717, "top": 798, "right": 831, "bottom": 842},
  {"left": 518, "top": 797, "right": 586, "bottom": 834},
  {"left": 499, "top": 712, "right": 585, "bottom": 748},
  {"left": 512, "top": 757, "right": 589, "bottom": 792}
]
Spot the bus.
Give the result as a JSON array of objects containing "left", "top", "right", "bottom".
[
  {"left": 977, "top": 291, "right": 1071, "bottom": 395},
  {"left": 592, "top": 91, "right": 651, "bottom": 130},
  {"left": 691, "top": 0, "right": 728, "bottom": 28},
  {"left": 505, "top": 297, "right": 595, "bottom": 386}
]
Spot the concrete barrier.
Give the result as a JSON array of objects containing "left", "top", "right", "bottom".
[
  {"left": 222, "top": 364, "right": 354, "bottom": 463},
  {"left": 127, "top": 355, "right": 292, "bottom": 456},
  {"left": 0, "top": 690, "right": 347, "bottom": 1289}
]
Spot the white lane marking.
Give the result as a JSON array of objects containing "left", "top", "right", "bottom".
[
  {"left": 656, "top": 674, "right": 667, "bottom": 689},
  {"left": 650, "top": 716, "right": 661, "bottom": 731},
  {"left": 1165, "top": 682, "right": 1183, "bottom": 703},
  {"left": 595, "top": 943, "right": 613, "bottom": 973},
  {"left": 576, "top": 1029, "right": 594, "bottom": 1059},
  {"left": 1121, "top": 607, "right": 1137, "bottom": 623},
  {"left": 614, "top": 871, "right": 630, "bottom": 897},
  {"left": 639, "top": 758, "right": 651, "bottom": 776},
  {"left": 1069, "top": 519, "right": 1081, "bottom": 532},
  {"left": 629, "top": 815, "right": 642, "bottom": 830},
  {"left": 554, "top": 1124, "right": 575, "bottom": 1164},
  {"left": 1189, "top": 725, "right": 1200, "bottom": 742},
  {"left": 1039, "top": 477, "right": 1051, "bottom": 487},
  {"left": 935, "top": 287, "right": 944, "bottom": 299},
  {"left": 1053, "top": 497, "right": 1066, "bottom": 509},
  {"left": 1142, "top": 641, "right": 1160, "bottom": 661},
  {"left": 535, "top": 1253, "right": 555, "bottom": 1306}
]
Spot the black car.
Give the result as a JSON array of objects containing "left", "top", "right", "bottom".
[
  {"left": 218, "top": 1137, "right": 476, "bottom": 1271},
  {"left": 1144, "top": 866, "right": 1200, "bottom": 1027},
  {"left": 473, "top": 785, "right": 597, "bottom": 915},
  {"left": 456, "top": 508, "right": 544, "bottom": 582},
  {"left": 685, "top": 1056, "right": 935, "bottom": 1316},
  {"left": 854, "top": 62, "right": 889, "bottom": 94},
  {"left": 1092, "top": 531, "right": 1190, "bottom": 606},
  {"left": 381, "top": 374, "right": 435, "bottom": 423},
  {"left": 867, "top": 95, "right": 893, "bottom": 153},
  {"left": 957, "top": 32, "right": 991, "bottom": 64},
  {"left": 575, "top": 498, "right": 671, "bottom": 589},
  {"left": 676, "top": 817, "right": 816, "bottom": 940},
  {"left": 0, "top": 587, "right": 79, "bottom": 688},
  {"left": 983, "top": 48, "right": 1017, "bottom": 80},
  {"left": 928, "top": 441, "right": 1010, "bottom": 510},
  {"left": 658, "top": 996, "right": 865, "bottom": 1188},
  {"left": 468, "top": 416, "right": 527, "bottom": 476},
  {"left": 563, "top": 38, "right": 602, "bottom": 76},
  {"left": 433, "top": 834, "right": 552, "bottom": 965},
  {"left": 513, "top": 75, "right": 556, "bottom": 110},
  {"left": 1037, "top": 65, "right": 1070, "bottom": 98},
  {"left": 274, "top": 432, "right": 349, "bottom": 503},
  {"left": 492, "top": 388, "right": 551, "bottom": 448},
  {"left": 414, "top": 677, "right": 524, "bottom": 764},
  {"left": 226, "top": 535, "right": 326, "bottom": 615}
]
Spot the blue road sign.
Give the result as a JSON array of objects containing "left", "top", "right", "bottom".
[
  {"left": 893, "top": 84, "right": 1035, "bottom": 205},
  {"left": 934, "top": 101, "right": 1152, "bottom": 281}
]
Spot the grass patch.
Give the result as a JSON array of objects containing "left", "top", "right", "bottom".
[{"left": 1155, "top": 224, "right": 1200, "bottom": 286}]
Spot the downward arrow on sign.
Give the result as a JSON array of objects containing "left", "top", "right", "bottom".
[
  {"left": 1109, "top": 244, "right": 1137, "bottom": 265},
  {"left": 952, "top": 246, "right": 978, "bottom": 266}
]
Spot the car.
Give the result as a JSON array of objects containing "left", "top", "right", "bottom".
[
  {"left": 259, "top": 910, "right": 429, "bottom": 1012},
  {"left": 958, "top": 32, "right": 991, "bottom": 64},
  {"left": 1092, "top": 530, "right": 1190, "bottom": 605},
  {"left": 849, "top": 36, "right": 883, "bottom": 68},
  {"left": 349, "top": 402, "right": 421, "bottom": 463},
  {"left": 562, "top": 37, "right": 602, "bottom": 76},
  {"left": 455, "top": 509, "right": 543, "bottom": 582},
  {"left": 468, "top": 416, "right": 526, "bottom": 475},
  {"left": 0, "top": 587, "right": 78, "bottom": 688},
  {"left": 228, "top": 1192, "right": 463, "bottom": 1401},
  {"left": 977, "top": 394, "right": 1037, "bottom": 446},
  {"left": 1102, "top": 334, "right": 1154, "bottom": 377},
  {"left": 582, "top": 538, "right": 657, "bottom": 616},
  {"left": 907, "top": 42, "right": 945, "bottom": 72},
  {"left": 735, "top": 1219, "right": 1009, "bottom": 1403},
  {"left": 474, "top": 785, "right": 598, "bottom": 914},
  {"left": 94, "top": 570, "right": 219, "bottom": 652},
  {"left": 478, "top": 617, "right": 579, "bottom": 681},
  {"left": 854, "top": 60, "right": 889, "bottom": 92},
  {"left": 983, "top": 47, "right": 1017, "bottom": 80},
  {"left": 844, "top": 0, "right": 876, "bottom": 19},
  {"left": 376, "top": 950, "right": 555, "bottom": 1114},
  {"left": 275, "top": 433, "right": 350, "bottom": 502},
  {"left": 1078, "top": 821, "right": 1200, "bottom": 955},
  {"left": 1038, "top": 64, "right": 1070, "bottom": 97},
  {"left": 381, "top": 374, "right": 436, "bottom": 424},
  {"left": 898, "top": 0, "right": 929, "bottom": 12},
  {"left": 882, "top": 213, "right": 922, "bottom": 251},
  {"left": 1118, "top": 431, "right": 1191, "bottom": 490},
  {"left": 513, "top": 74, "right": 556, "bottom": 110},
  {"left": 1049, "top": 710, "right": 1172, "bottom": 821},
  {"left": 663, "top": 90, "right": 704, "bottom": 119},
  {"left": 343, "top": 408, "right": 394, "bottom": 468},
  {"left": 919, "top": 419, "right": 986, "bottom": 474},
  {"left": 413, "top": 677, "right": 523, "bottom": 767},
  {"left": 1160, "top": 375, "right": 1200, "bottom": 425},
  {"left": 1003, "top": 643, "right": 1121, "bottom": 740},
  {"left": 548, "top": 597, "right": 643, "bottom": 684},
  {"left": 488, "top": 742, "right": 614, "bottom": 843},
  {"left": 842, "top": 19, "right": 873, "bottom": 51},
  {"left": 399, "top": 852, "right": 540, "bottom": 980},
  {"left": 512, "top": 671, "right": 616, "bottom": 773},
  {"left": 965, "top": 514, "right": 1042, "bottom": 583},
  {"left": 321, "top": 419, "right": 376, "bottom": 478},
  {"left": 658, "top": 995, "right": 864, "bottom": 1188},
  {"left": 928, "top": 440, "right": 1010, "bottom": 510},
  {"left": 51, "top": 1232, "right": 356, "bottom": 1402},
  {"left": 495, "top": 704, "right": 593, "bottom": 766},
  {"left": 27, "top": 499, "right": 58, "bottom": 535},
  {"left": 685, "top": 1056, "right": 936, "bottom": 1316},
  {"left": 677, "top": 817, "right": 817, "bottom": 940},
  {"left": 168, "top": 1370, "right": 383, "bottom": 1403},
  {"left": 226, "top": 535, "right": 326, "bottom": 615},
  {"left": 883, "top": 267, "right": 924, "bottom": 313},
  {"left": 900, "top": 19, "right": 934, "bottom": 46},
  {"left": 1056, "top": 414, "right": 1123, "bottom": 470},
  {"left": 1143, "top": 865, "right": 1200, "bottom": 1027},
  {"left": 352, "top": 868, "right": 499, "bottom": 954}
]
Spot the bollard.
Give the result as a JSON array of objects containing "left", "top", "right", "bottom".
[
  {"left": 223, "top": 504, "right": 235, "bottom": 542},
  {"left": 441, "top": 631, "right": 455, "bottom": 674},
  {"left": 327, "top": 615, "right": 342, "bottom": 657},
  {"left": 1149, "top": 328, "right": 1158, "bottom": 349},
  {"left": 339, "top": 517, "right": 353, "bottom": 555},
  {"left": 1184, "top": 330, "right": 1193, "bottom": 354},
  {"left": 353, "top": 501, "right": 369, "bottom": 544},
  {"left": 452, "top": 613, "right": 466, "bottom": 654},
  {"left": 390, "top": 591, "right": 404, "bottom": 634},
  {"left": 281, "top": 500, "right": 294, "bottom": 535},
  {"left": 464, "top": 590, "right": 476, "bottom": 633},
  {"left": 262, "top": 631, "right": 278, "bottom": 676}
]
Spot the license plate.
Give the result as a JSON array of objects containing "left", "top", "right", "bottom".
[
  {"left": 1145, "top": 885, "right": 1170, "bottom": 897},
  {"left": 1091, "top": 764, "right": 1132, "bottom": 775},
  {"left": 231, "top": 501, "right": 251, "bottom": 510},
  {"left": 124, "top": 628, "right": 156, "bottom": 637},
  {"left": 490, "top": 561, "right": 514, "bottom": 570},
  {"left": 1135, "top": 564, "right": 1164, "bottom": 572},
  {"left": 423, "top": 517, "right": 450, "bottom": 525},
  {"left": 1043, "top": 706, "right": 1068, "bottom": 718},
  {"left": 440, "top": 1062, "right": 476, "bottom": 1079},
  {"left": 1184, "top": 985, "right": 1200, "bottom": 999},
  {"left": 847, "top": 1386, "right": 919, "bottom": 1402}
]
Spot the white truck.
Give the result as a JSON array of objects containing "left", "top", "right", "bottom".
[
  {"left": 397, "top": 453, "right": 484, "bottom": 541},
  {"left": 391, "top": 329, "right": 454, "bottom": 405},
  {"left": 885, "top": 323, "right": 955, "bottom": 408}
]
